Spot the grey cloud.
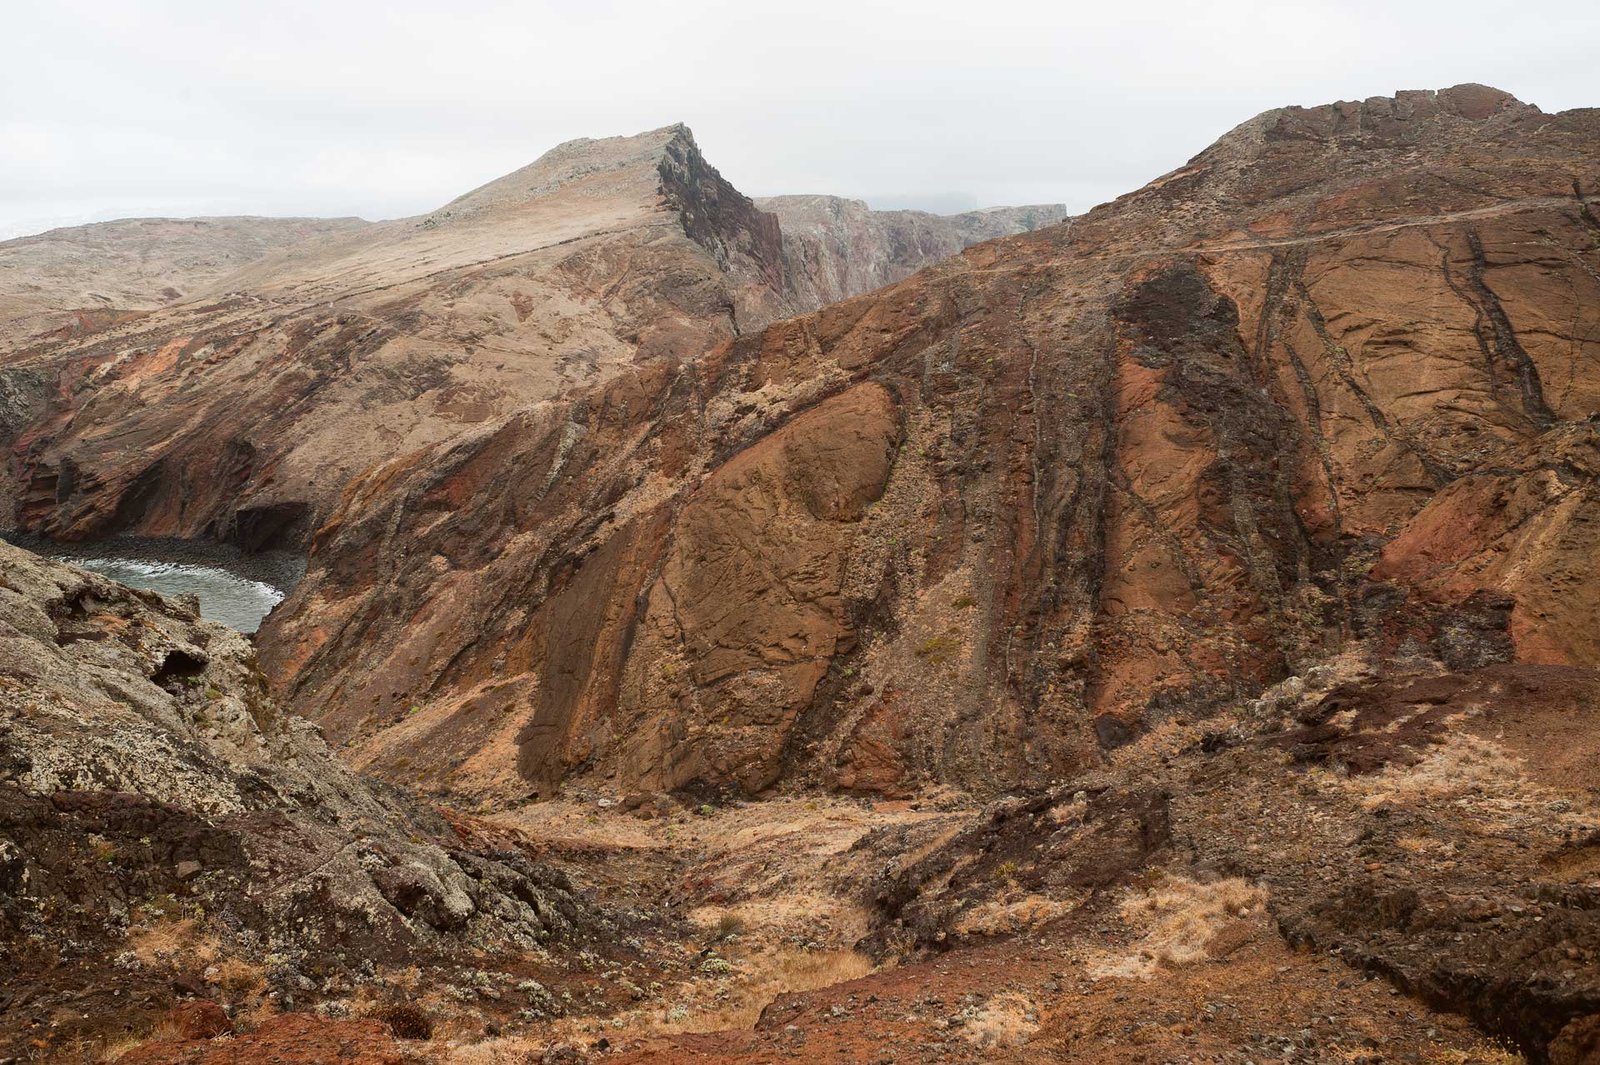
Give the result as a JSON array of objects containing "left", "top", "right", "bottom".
[{"left": 3, "top": 0, "right": 1595, "bottom": 239}]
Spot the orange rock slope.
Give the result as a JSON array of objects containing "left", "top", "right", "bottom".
[{"left": 259, "top": 85, "right": 1600, "bottom": 802}]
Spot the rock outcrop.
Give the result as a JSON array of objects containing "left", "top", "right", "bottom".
[
  {"left": 859, "top": 651, "right": 1600, "bottom": 1062},
  {"left": 260, "top": 86, "right": 1600, "bottom": 802},
  {"left": 0, "top": 540, "right": 618, "bottom": 1058}
]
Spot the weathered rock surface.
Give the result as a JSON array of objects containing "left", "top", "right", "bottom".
[
  {"left": 0, "top": 540, "right": 619, "bottom": 1058},
  {"left": 852, "top": 650, "right": 1600, "bottom": 1062},
  {"left": 261, "top": 85, "right": 1600, "bottom": 802},
  {"left": 1372, "top": 421, "right": 1600, "bottom": 665}
]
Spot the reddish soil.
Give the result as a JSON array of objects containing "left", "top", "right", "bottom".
[{"left": 118, "top": 1015, "right": 413, "bottom": 1065}]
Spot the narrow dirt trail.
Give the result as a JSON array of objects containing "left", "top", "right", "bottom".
[{"left": 1185, "top": 194, "right": 1587, "bottom": 255}]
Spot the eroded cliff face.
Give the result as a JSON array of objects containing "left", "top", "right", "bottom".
[
  {"left": 1372, "top": 423, "right": 1600, "bottom": 665},
  {"left": 259, "top": 85, "right": 1600, "bottom": 802},
  {"left": 758, "top": 195, "right": 1072, "bottom": 307}
]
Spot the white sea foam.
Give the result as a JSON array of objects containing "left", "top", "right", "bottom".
[{"left": 59, "top": 555, "right": 285, "bottom": 633}]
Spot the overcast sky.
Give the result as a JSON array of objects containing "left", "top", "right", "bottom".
[{"left": 4, "top": 0, "right": 1597, "bottom": 239}]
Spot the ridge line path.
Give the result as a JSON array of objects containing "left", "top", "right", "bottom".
[{"left": 1185, "top": 194, "right": 1591, "bottom": 255}]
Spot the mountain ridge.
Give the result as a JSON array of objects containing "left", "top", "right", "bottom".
[
  {"left": 258, "top": 85, "right": 1600, "bottom": 801},
  {"left": 0, "top": 124, "right": 1065, "bottom": 554}
]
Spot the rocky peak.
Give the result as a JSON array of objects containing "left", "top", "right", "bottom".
[
  {"left": 429, "top": 123, "right": 698, "bottom": 219},
  {"left": 654, "top": 124, "right": 789, "bottom": 296},
  {"left": 1069, "top": 85, "right": 1582, "bottom": 256},
  {"left": 1214, "top": 83, "right": 1536, "bottom": 155},
  {"left": 418, "top": 122, "right": 788, "bottom": 313}
]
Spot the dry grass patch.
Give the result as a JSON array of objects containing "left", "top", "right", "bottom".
[
  {"left": 129, "top": 916, "right": 216, "bottom": 967},
  {"left": 649, "top": 948, "right": 874, "bottom": 1035},
  {"left": 952, "top": 893, "right": 1076, "bottom": 936},
  {"left": 1089, "top": 875, "right": 1267, "bottom": 979},
  {"left": 98, "top": 1017, "right": 184, "bottom": 1062},
  {"left": 1344, "top": 734, "right": 1522, "bottom": 810},
  {"left": 213, "top": 955, "right": 266, "bottom": 996},
  {"left": 963, "top": 991, "right": 1039, "bottom": 1048},
  {"left": 442, "top": 1037, "right": 547, "bottom": 1064},
  {"left": 686, "top": 897, "right": 872, "bottom": 953}
]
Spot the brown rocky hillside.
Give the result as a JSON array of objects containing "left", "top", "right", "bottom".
[
  {"left": 260, "top": 85, "right": 1600, "bottom": 804},
  {"left": 2, "top": 84, "right": 1599, "bottom": 1065},
  {"left": 0, "top": 540, "right": 640, "bottom": 1061},
  {"left": 0, "top": 127, "right": 1062, "bottom": 553}
]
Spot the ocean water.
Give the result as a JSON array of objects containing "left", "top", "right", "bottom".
[
  {"left": 56, "top": 555, "right": 285, "bottom": 633},
  {"left": 5, "top": 534, "right": 302, "bottom": 634}
]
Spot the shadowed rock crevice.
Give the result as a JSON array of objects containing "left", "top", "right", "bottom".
[{"left": 1465, "top": 229, "right": 1557, "bottom": 429}]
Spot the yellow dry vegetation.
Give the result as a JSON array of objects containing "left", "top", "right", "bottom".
[{"left": 1089, "top": 875, "right": 1267, "bottom": 979}]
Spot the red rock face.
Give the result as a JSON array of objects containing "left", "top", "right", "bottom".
[
  {"left": 257, "top": 86, "right": 1600, "bottom": 800},
  {"left": 1373, "top": 424, "right": 1600, "bottom": 665}
]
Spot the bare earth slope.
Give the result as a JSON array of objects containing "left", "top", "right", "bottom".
[
  {"left": 0, "top": 216, "right": 372, "bottom": 347},
  {"left": 260, "top": 85, "right": 1600, "bottom": 806}
]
